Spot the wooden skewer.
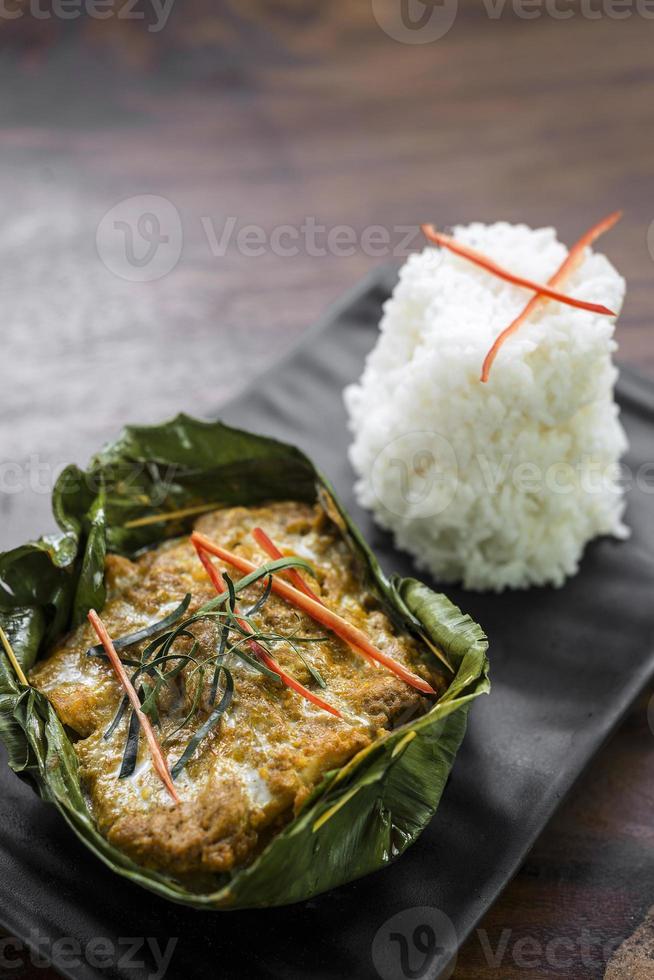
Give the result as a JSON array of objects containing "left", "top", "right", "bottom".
[{"left": 0, "top": 626, "right": 28, "bottom": 686}]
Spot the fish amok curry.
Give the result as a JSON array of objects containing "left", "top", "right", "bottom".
[{"left": 30, "top": 501, "right": 443, "bottom": 885}]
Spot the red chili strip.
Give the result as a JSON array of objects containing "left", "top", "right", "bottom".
[
  {"left": 193, "top": 541, "right": 343, "bottom": 719},
  {"left": 88, "top": 610, "right": 179, "bottom": 803},
  {"left": 481, "top": 211, "right": 622, "bottom": 382},
  {"left": 191, "top": 532, "right": 436, "bottom": 697},
  {"left": 251, "top": 526, "right": 321, "bottom": 601},
  {"left": 251, "top": 526, "right": 380, "bottom": 669},
  {"left": 421, "top": 223, "right": 616, "bottom": 317}
]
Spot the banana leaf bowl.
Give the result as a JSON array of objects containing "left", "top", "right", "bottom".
[{"left": 0, "top": 416, "right": 489, "bottom": 910}]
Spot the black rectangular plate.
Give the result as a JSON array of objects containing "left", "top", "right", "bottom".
[{"left": 1, "top": 268, "right": 653, "bottom": 980}]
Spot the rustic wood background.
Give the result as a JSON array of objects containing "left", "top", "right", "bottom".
[{"left": 0, "top": 3, "right": 652, "bottom": 978}]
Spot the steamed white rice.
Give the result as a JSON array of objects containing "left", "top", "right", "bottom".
[{"left": 344, "top": 221, "right": 628, "bottom": 591}]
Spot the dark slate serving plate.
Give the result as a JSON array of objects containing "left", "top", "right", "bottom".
[{"left": 1, "top": 268, "right": 653, "bottom": 980}]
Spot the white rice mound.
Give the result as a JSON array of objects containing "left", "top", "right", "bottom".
[{"left": 344, "top": 221, "right": 629, "bottom": 591}]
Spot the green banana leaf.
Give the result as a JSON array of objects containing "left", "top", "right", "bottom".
[{"left": 0, "top": 415, "right": 489, "bottom": 909}]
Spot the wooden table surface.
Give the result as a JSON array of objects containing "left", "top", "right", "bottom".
[{"left": 0, "top": 6, "right": 652, "bottom": 979}]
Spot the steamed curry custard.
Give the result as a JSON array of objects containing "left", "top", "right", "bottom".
[{"left": 31, "top": 501, "right": 444, "bottom": 885}]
